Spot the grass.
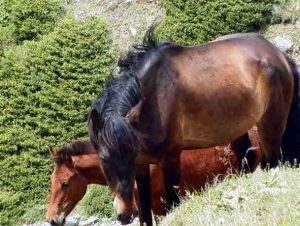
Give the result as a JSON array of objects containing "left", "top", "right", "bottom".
[{"left": 160, "top": 166, "right": 300, "bottom": 226}]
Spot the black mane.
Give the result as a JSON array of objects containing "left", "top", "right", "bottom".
[
  {"left": 57, "top": 139, "right": 94, "bottom": 156},
  {"left": 89, "top": 26, "right": 174, "bottom": 156},
  {"left": 117, "top": 26, "right": 171, "bottom": 74},
  {"left": 52, "top": 139, "right": 95, "bottom": 164}
]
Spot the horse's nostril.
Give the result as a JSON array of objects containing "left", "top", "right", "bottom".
[
  {"left": 117, "top": 213, "right": 132, "bottom": 225},
  {"left": 117, "top": 214, "right": 122, "bottom": 222},
  {"left": 48, "top": 219, "right": 58, "bottom": 226}
]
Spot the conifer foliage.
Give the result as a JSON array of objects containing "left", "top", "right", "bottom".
[
  {"left": 158, "top": 0, "right": 278, "bottom": 45},
  {"left": 0, "top": 16, "right": 114, "bottom": 225}
]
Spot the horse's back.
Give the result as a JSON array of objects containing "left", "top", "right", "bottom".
[{"left": 171, "top": 33, "right": 291, "bottom": 90}]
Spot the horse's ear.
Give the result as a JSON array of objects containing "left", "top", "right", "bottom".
[
  {"left": 125, "top": 100, "right": 143, "bottom": 124},
  {"left": 49, "top": 147, "right": 62, "bottom": 164}
]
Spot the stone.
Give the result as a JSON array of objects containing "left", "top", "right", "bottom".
[
  {"left": 270, "top": 36, "right": 294, "bottom": 52},
  {"left": 79, "top": 216, "right": 99, "bottom": 226},
  {"left": 128, "top": 27, "right": 137, "bottom": 37},
  {"left": 65, "top": 213, "right": 81, "bottom": 226}
]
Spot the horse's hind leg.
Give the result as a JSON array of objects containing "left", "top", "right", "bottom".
[
  {"left": 257, "top": 106, "right": 289, "bottom": 169},
  {"left": 231, "top": 133, "right": 256, "bottom": 173}
]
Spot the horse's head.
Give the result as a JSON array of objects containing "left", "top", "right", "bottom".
[
  {"left": 113, "top": 191, "right": 139, "bottom": 221},
  {"left": 89, "top": 107, "right": 140, "bottom": 225},
  {"left": 46, "top": 147, "right": 88, "bottom": 226}
]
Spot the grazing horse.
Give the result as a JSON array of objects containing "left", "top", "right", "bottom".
[
  {"left": 46, "top": 140, "right": 107, "bottom": 226},
  {"left": 46, "top": 128, "right": 261, "bottom": 225},
  {"left": 88, "top": 31, "right": 300, "bottom": 225}
]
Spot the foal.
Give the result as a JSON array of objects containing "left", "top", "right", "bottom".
[
  {"left": 46, "top": 141, "right": 107, "bottom": 225},
  {"left": 47, "top": 128, "right": 261, "bottom": 225}
]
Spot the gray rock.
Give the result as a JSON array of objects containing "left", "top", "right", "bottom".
[
  {"left": 79, "top": 216, "right": 99, "bottom": 226},
  {"left": 92, "top": 217, "right": 139, "bottom": 226},
  {"left": 270, "top": 36, "right": 294, "bottom": 52},
  {"left": 65, "top": 213, "right": 81, "bottom": 226},
  {"left": 128, "top": 27, "right": 137, "bottom": 37}
]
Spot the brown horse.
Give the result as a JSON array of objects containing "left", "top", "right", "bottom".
[
  {"left": 46, "top": 141, "right": 106, "bottom": 225},
  {"left": 89, "top": 31, "right": 300, "bottom": 225},
  {"left": 47, "top": 128, "right": 261, "bottom": 225}
]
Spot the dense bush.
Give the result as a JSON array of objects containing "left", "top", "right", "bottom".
[
  {"left": 158, "top": 0, "right": 279, "bottom": 45},
  {"left": 0, "top": 0, "right": 65, "bottom": 45},
  {"left": 0, "top": 17, "right": 114, "bottom": 225},
  {"left": 80, "top": 185, "right": 114, "bottom": 219}
]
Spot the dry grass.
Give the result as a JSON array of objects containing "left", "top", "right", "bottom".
[
  {"left": 64, "top": 0, "right": 163, "bottom": 52},
  {"left": 160, "top": 166, "right": 300, "bottom": 226}
]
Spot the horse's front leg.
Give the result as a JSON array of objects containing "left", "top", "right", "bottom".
[
  {"left": 136, "top": 164, "right": 152, "bottom": 226},
  {"left": 162, "top": 151, "right": 181, "bottom": 211}
]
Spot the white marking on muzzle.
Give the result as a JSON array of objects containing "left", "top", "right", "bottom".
[
  {"left": 57, "top": 212, "right": 65, "bottom": 224},
  {"left": 113, "top": 196, "right": 118, "bottom": 213}
]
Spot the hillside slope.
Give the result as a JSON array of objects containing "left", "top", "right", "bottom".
[{"left": 160, "top": 167, "right": 300, "bottom": 226}]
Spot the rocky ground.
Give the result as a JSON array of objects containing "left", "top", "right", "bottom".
[
  {"left": 65, "top": 0, "right": 163, "bottom": 51},
  {"left": 23, "top": 214, "right": 139, "bottom": 226}
]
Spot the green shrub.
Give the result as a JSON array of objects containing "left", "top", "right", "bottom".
[
  {"left": 158, "top": 0, "right": 278, "bottom": 45},
  {"left": 0, "top": 17, "right": 114, "bottom": 225},
  {"left": 0, "top": 189, "right": 23, "bottom": 225},
  {"left": 80, "top": 185, "right": 114, "bottom": 219},
  {"left": 0, "top": 0, "right": 65, "bottom": 45}
]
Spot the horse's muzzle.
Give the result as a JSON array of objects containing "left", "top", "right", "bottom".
[
  {"left": 47, "top": 218, "right": 65, "bottom": 226},
  {"left": 117, "top": 213, "right": 133, "bottom": 225}
]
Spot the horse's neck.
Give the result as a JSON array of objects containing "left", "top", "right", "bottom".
[{"left": 72, "top": 153, "right": 107, "bottom": 185}]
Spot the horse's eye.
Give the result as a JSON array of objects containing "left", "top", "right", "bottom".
[{"left": 62, "top": 181, "right": 69, "bottom": 188}]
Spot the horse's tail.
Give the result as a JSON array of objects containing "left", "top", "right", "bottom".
[{"left": 282, "top": 55, "right": 300, "bottom": 165}]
